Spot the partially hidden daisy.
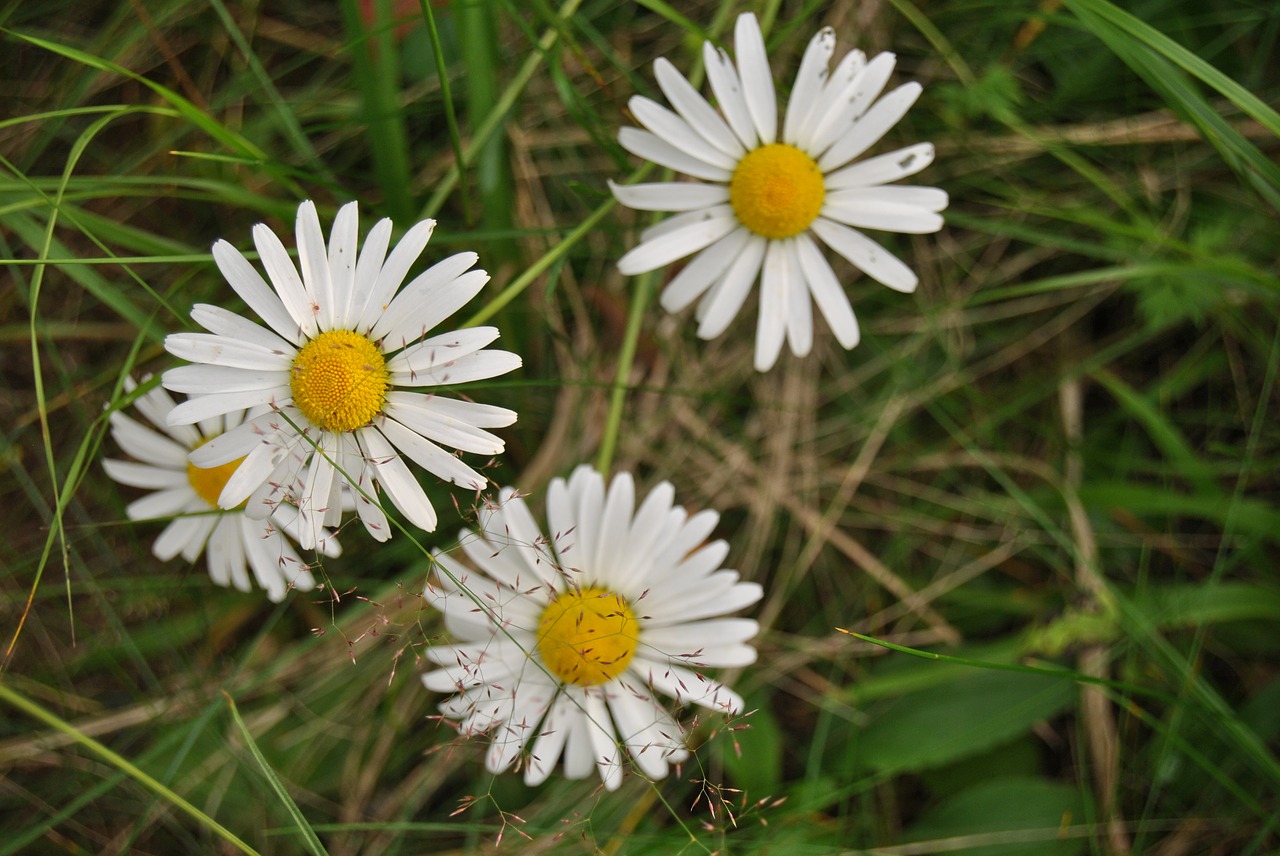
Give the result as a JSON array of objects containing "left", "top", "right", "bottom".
[
  {"left": 162, "top": 200, "right": 521, "bottom": 549},
  {"left": 422, "top": 465, "right": 762, "bottom": 791},
  {"left": 611, "top": 12, "right": 947, "bottom": 371},
  {"left": 103, "top": 377, "right": 336, "bottom": 602}
]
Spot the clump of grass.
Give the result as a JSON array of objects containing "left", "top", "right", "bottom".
[{"left": 2, "top": 0, "right": 1279, "bottom": 853}]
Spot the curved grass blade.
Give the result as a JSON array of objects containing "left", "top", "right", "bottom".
[
  {"left": 224, "top": 693, "right": 329, "bottom": 856},
  {"left": 0, "top": 682, "right": 259, "bottom": 855}
]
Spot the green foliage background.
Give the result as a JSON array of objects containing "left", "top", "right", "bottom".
[{"left": 2, "top": 0, "right": 1278, "bottom": 853}]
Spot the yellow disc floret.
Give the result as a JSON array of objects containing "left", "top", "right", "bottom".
[
  {"left": 729, "top": 143, "right": 826, "bottom": 239},
  {"left": 187, "top": 440, "right": 247, "bottom": 509},
  {"left": 290, "top": 330, "right": 390, "bottom": 433},
  {"left": 537, "top": 587, "right": 640, "bottom": 686}
]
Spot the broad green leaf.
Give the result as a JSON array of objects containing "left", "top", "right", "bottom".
[
  {"left": 856, "top": 669, "right": 1075, "bottom": 774},
  {"left": 905, "top": 775, "right": 1087, "bottom": 856}
]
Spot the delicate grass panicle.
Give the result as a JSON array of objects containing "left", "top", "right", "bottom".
[{"left": 4, "top": 0, "right": 1279, "bottom": 853}]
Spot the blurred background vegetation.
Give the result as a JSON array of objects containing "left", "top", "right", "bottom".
[{"left": 2, "top": 0, "right": 1278, "bottom": 853}]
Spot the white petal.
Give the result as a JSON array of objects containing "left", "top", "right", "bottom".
[
  {"left": 475, "top": 487, "right": 562, "bottom": 591},
  {"left": 348, "top": 452, "right": 391, "bottom": 542},
  {"left": 795, "top": 232, "right": 860, "bottom": 348},
  {"left": 653, "top": 58, "right": 745, "bottom": 158},
  {"left": 382, "top": 395, "right": 507, "bottom": 455},
  {"left": 801, "top": 47, "right": 867, "bottom": 146},
  {"left": 153, "top": 514, "right": 213, "bottom": 562},
  {"left": 211, "top": 239, "right": 303, "bottom": 344},
  {"left": 810, "top": 217, "right": 918, "bottom": 292},
  {"left": 607, "top": 690, "right": 683, "bottom": 781},
  {"left": 619, "top": 481, "right": 677, "bottom": 584},
  {"left": 807, "top": 52, "right": 897, "bottom": 156},
  {"left": 240, "top": 515, "right": 289, "bottom": 601},
  {"left": 166, "top": 388, "right": 286, "bottom": 425},
  {"left": 251, "top": 222, "right": 318, "bottom": 339},
  {"left": 355, "top": 218, "right": 436, "bottom": 335},
  {"left": 756, "top": 240, "right": 787, "bottom": 372},
  {"left": 817, "top": 82, "right": 922, "bottom": 172},
  {"left": 695, "top": 233, "right": 766, "bottom": 340},
  {"left": 618, "top": 127, "right": 732, "bottom": 183},
  {"left": 783, "top": 240, "right": 814, "bottom": 359},
  {"left": 109, "top": 413, "right": 190, "bottom": 468},
  {"left": 617, "top": 208, "right": 738, "bottom": 275},
  {"left": 524, "top": 693, "right": 573, "bottom": 786},
  {"left": 296, "top": 200, "right": 334, "bottom": 331},
  {"left": 704, "top": 43, "right": 758, "bottom": 150},
  {"left": 190, "top": 304, "right": 296, "bottom": 355},
  {"left": 654, "top": 579, "right": 764, "bottom": 626},
  {"left": 376, "top": 415, "right": 487, "bottom": 490},
  {"left": 372, "top": 254, "right": 484, "bottom": 346},
  {"left": 561, "top": 703, "right": 597, "bottom": 780},
  {"left": 828, "top": 185, "right": 948, "bottom": 213},
  {"left": 569, "top": 468, "right": 606, "bottom": 579},
  {"left": 391, "top": 349, "right": 522, "bottom": 388},
  {"left": 162, "top": 364, "right": 290, "bottom": 395},
  {"left": 823, "top": 196, "right": 943, "bottom": 234},
  {"left": 326, "top": 201, "right": 359, "bottom": 330},
  {"left": 346, "top": 216, "right": 393, "bottom": 331},
  {"left": 390, "top": 393, "right": 516, "bottom": 429},
  {"left": 629, "top": 95, "right": 739, "bottom": 172},
  {"left": 608, "top": 180, "right": 728, "bottom": 213},
  {"left": 824, "top": 142, "right": 936, "bottom": 191},
  {"left": 187, "top": 413, "right": 279, "bottom": 466},
  {"left": 297, "top": 438, "right": 339, "bottom": 549},
  {"left": 102, "top": 459, "right": 187, "bottom": 490},
  {"left": 658, "top": 227, "right": 750, "bottom": 314},
  {"left": 120, "top": 379, "right": 201, "bottom": 449},
  {"left": 127, "top": 487, "right": 197, "bottom": 521},
  {"left": 386, "top": 326, "right": 499, "bottom": 376},
  {"left": 783, "top": 27, "right": 835, "bottom": 146},
  {"left": 360, "top": 426, "right": 438, "bottom": 532},
  {"left": 583, "top": 693, "right": 624, "bottom": 791},
  {"left": 591, "top": 472, "right": 635, "bottom": 590},
  {"left": 641, "top": 618, "right": 759, "bottom": 658},
  {"left": 217, "top": 429, "right": 296, "bottom": 508},
  {"left": 734, "top": 13, "right": 777, "bottom": 145},
  {"left": 636, "top": 658, "right": 744, "bottom": 714}
]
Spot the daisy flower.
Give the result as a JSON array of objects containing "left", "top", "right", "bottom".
[
  {"left": 162, "top": 200, "right": 521, "bottom": 549},
  {"left": 422, "top": 465, "right": 761, "bottom": 791},
  {"left": 611, "top": 12, "right": 947, "bottom": 371},
  {"left": 102, "top": 377, "right": 336, "bottom": 602}
]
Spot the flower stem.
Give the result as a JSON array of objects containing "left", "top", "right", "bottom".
[{"left": 596, "top": 269, "right": 656, "bottom": 475}]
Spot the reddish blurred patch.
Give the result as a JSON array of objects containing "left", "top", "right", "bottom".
[{"left": 356, "top": 0, "right": 424, "bottom": 41}]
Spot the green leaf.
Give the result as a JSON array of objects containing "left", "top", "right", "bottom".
[
  {"left": 905, "top": 775, "right": 1087, "bottom": 856},
  {"left": 717, "top": 691, "right": 783, "bottom": 799},
  {"left": 856, "top": 669, "right": 1075, "bottom": 774},
  {"left": 1132, "top": 583, "right": 1280, "bottom": 629}
]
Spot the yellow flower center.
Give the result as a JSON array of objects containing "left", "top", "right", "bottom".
[
  {"left": 187, "top": 441, "right": 247, "bottom": 509},
  {"left": 290, "top": 330, "right": 390, "bottom": 433},
  {"left": 729, "top": 143, "right": 826, "bottom": 239},
  {"left": 536, "top": 587, "right": 640, "bottom": 687}
]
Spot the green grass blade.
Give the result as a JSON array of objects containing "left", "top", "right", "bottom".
[
  {"left": 339, "top": 0, "right": 413, "bottom": 220},
  {"left": 0, "top": 682, "right": 260, "bottom": 855},
  {"left": 1061, "top": 0, "right": 1280, "bottom": 136},
  {"left": 224, "top": 693, "right": 329, "bottom": 856}
]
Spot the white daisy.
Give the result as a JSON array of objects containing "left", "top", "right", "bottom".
[
  {"left": 422, "top": 465, "right": 761, "bottom": 791},
  {"left": 611, "top": 12, "right": 947, "bottom": 371},
  {"left": 102, "top": 377, "right": 336, "bottom": 602},
  {"left": 162, "top": 200, "right": 522, "bottom": 549}
]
